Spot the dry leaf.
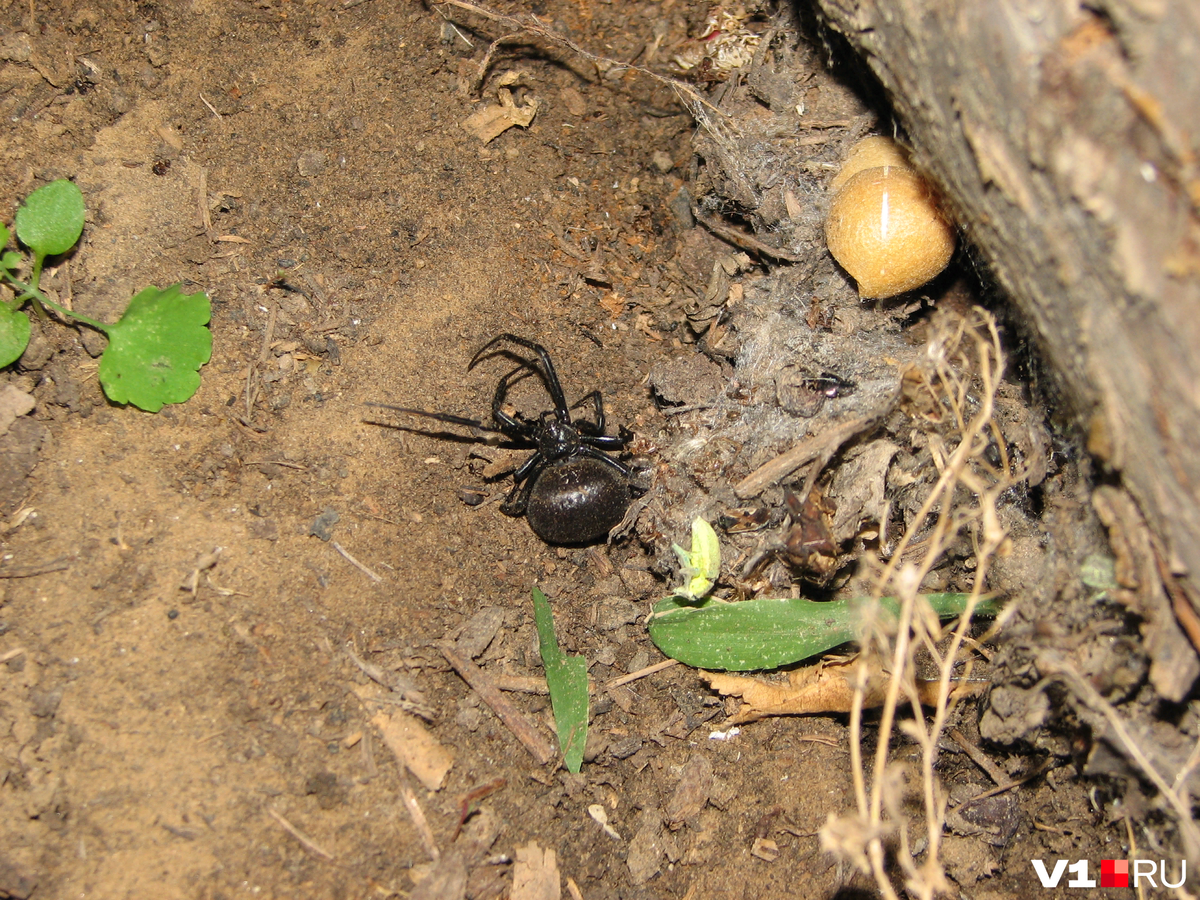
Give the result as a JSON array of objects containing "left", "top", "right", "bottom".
[
  {"left": 462, "top": 88, "right": 539, "bottom": 143},
  {"left": 371, "top": 710, "right": 454, "bottom": 790},
  {"left": 705, "top": 659, "right": 986, "bottom": 723}
]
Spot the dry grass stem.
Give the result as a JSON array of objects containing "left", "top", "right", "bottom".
[
  {"left": 435, "top": 0, "right": 730, "bottom": 128},
  {"left": 822, "top": 308, "right": 1015, "bottom": 900}
]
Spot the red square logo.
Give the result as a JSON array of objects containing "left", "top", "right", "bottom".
[{"left": 1101, "top": 859, "right": 1129, "bottom": 888}]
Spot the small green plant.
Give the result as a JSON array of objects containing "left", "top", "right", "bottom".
[
  {"left": 532, "top": 586, "right": 589, "bottom": 772},
  {"left": 0, "top": 179, "right": 212, "bottom": 412},
  {"left": 648, "top": 518, "right": 997, "bottom": 671}
]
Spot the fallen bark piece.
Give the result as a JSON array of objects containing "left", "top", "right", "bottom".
[
  {"left": 705, "top": 659, "right": 987, "bottom": 724},
  {"left": 511, "top": 842, "right": 560, "bottom": 900},
  {"left": 371, "top": 709, "right": 454, "bottom": 791}
]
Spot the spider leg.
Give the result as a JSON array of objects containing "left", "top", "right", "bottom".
[
  {"left": 579, "top": 423, "right": 631, "bottom": 451},
  {"left": 365, "top": 403, "right": 505, "bottom": 435},
  {"left": 500, "top": 452, "right": 545, "bottom": 517},
  {"left": 578, "top": 444, "right": 632, "bottom": 477},
  {"left": 488, "top": 364, "right": 538, "bottom": 436},
  {"left": 571, "top": 390, "right": 605, "bottom": 435},
  {"left": 470, "top": 333, "right": 570, "bottom": 422}
]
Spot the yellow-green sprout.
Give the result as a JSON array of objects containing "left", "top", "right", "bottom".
[{"left": 672, "top": 518, "right": 721, "bottom": 600}]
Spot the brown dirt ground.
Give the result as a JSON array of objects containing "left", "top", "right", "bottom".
[{"left": 0, "top": 2, "right": 1170, "bottom": 899}]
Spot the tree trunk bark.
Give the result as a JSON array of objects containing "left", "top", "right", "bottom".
[{"left": 815, "top": 0, "right": 1200, "bottom": 689}]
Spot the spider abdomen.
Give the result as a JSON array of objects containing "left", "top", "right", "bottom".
[{"left": 526, "top": 457, "right": 631, "bottom": 545}]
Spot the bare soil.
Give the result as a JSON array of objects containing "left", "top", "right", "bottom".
[{"left": 0, "top": 2, "right": 1173, "bottom": 899}]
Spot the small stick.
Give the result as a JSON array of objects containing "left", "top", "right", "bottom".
[
  {"left": 734, "top": 402, "right": 895, "bottom": 499},
  {"left": 604, "top": 659, "right": 678, "bottom": 689},
  {"left": 692, "top": 210, "right": 805, "bottom": 263},
  {"left": 966, "top": 761, "right": 1053, "bottom": 803},
  {"left": 0, "top": 557, "right": 71, "bottom": 578},
  {"left": 440, "top": 643, "right": 556, "bottom": 766},
  {"left": 493, "top": 659, "right": 679, "bottom": 695},
  {"left": 266, "top": 806, "right": 334, "bottom": 861},
  {"left": 438, "top": 0, "right": 723, "bottom": 117},
  {"left": 199, "top": 93, "right": 222, "bottom": 121},
  {"left": 331, "top": 541, "right": 383, "bottom": 583},
  {"left": 948, "top": 728, "right": 1007, "bottom": 785},
  {"left": 244, "top": 299, "right": 277, "bottom": 422},
  {"left": 399, "top": 770, "right": 440, "bottom": 861}
]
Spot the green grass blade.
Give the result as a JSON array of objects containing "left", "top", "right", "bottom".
[
  {"left": 532, "top": 587, "right": 589, "bottom": 773},
  {"left": 648, "top": 593, "right": 997, "bottom": 671}
]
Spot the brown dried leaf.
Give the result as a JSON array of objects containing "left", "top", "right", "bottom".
[{"left": 462, "top": 88, "right": 539, "bottom": 143}]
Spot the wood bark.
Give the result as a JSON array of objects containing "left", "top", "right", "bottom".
[{"left": 814, "top": 0, "right": 1200, "bottom": 692}]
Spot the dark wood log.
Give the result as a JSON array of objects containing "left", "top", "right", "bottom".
[{"left": 815, "top": 0, "right": 1200, "bottom": 689}]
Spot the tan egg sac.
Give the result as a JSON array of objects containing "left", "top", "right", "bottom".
[
  {"left": 825, "top": 163, "right": 956, "bottom": 299},
  {"left": 828, "top": 135, "right": 912, "bottom": 193}
]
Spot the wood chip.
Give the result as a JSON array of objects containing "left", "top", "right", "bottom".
[
  {"left": 371, "top": 710, "right": 454, "bottom": 791},
  {"left": 511, "top": 842, "right": 561, "bottom": 900}
]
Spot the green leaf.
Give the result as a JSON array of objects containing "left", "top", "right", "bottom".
[
  {"left": 648, "top": 593, "right": 998, "bottom": 671},
  {"left": 0, "top": 304, "right": 31, "bottom": 368},
  {"left": 0, "top": 250, "right": 20, "bottom": 275},
  {"left": 672, "top": 517, "right": 721, "bottom": 600},
  {"left": 1080, "top": 553, "right": 1118, "bottom": 592},
  {"left": 14, "top": 180, "right": 85, "bottom": 258},
  {"left": 98, "top": 284, "right": 212, "bottom": 412},
  {"left": 532, "top": 586, "right": 589, "bottom": 772}
]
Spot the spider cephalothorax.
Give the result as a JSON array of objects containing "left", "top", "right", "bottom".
[{"left": 369, "top": 334, "right": 636, "bottom": 545}]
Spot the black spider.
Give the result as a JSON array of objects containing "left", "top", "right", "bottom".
[{"left": 369, "top": 333, "right": 636, "bottom": 545}]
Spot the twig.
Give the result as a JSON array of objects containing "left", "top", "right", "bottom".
[
  {"left": 1040, "top": 652, "right": 1200, "bottom": 861},
  {"left": 244, "top": 299, "right": 277, "bottom": 423},
  {"left": 966, "top": 761, "right": 1054, "bottom": 803},
  {"left": 692, "top": 209, "right": 804, "bottom": 263},
  {"left": 266, "top": 806, "right": 334, "bottom": 861},
  {"left": 197, "top": 166, "right": 213, "bottom": 239},
  {"left": 437, "top": 0, "right": 724, "bottom": 119},
  {"left": 604, "top": 659, "right": 678, "bottom": 689},
  {"left": 199, "top": 92, "right": 222, "bottom": 120},
  {"left": 734, "top": 401, "right": 896, "bottom": 499},
  {"left": 0, "top": 557, "right": 71, "bottom": 578},
  {"left": 949, "top": 728, "right": 1007, "bottom": 785},
  {"left": 440, "top": 642, "right": 557, "bottom": 766},
  {"left": 492, "top": 659, "right": 679, "bottom": 695},
  {"left": 331, "top": 540, "right": 383, "bottom": 582},
  {"left": 398, "top": 769, "right": 440, "bottom": 861}
]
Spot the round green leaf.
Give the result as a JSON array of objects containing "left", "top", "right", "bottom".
[
  {"left": 0, "top": 305, "right": 32, "bottom": 368},
  {"left": 98, "top": 283, "right": 212, "bottom": 412},
  {"left": 15, "top": 180, "right": 85, "bottom": 258}
]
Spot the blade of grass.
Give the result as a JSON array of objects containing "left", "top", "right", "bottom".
[
  {"left": 648, "top": 593, "right": 997, "bottom": 671},
  {"left": 532, "top": 587, "right": 589, "bottom": 772}
]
